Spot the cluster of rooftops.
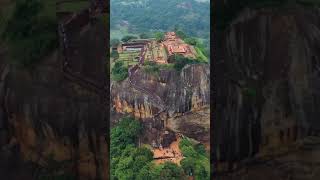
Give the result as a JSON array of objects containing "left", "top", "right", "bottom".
[{"left": 113, "top": 32, "right": 196, "bottom": 64}]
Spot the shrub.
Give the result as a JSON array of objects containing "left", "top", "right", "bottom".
[
  {"left": 172, "top": 54, "right": 197, "bottom": 71},
  {"left": 155, "top": 32, "right": 165, "bottom": 42},
  {"left": 184, "top": 37, "right": 198, "bottom": 46},
  {"left": 153, "top": 162, "right": 185, "bottom": 180},
  {"left": 111, "top": 61, "right": 128, "bottom": 81},
  {"left": 181, "top": 158, "right": 196, "bottom": 176},
  {"left": 111, "top": 50, "right": 119, "bottom": 59}
]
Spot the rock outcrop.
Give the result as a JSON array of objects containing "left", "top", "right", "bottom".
[
  {"left": 213, "top": 4, "right": 320, "bottom": 178},
  {"left": 111, "top": 64, "right": 210, "bottom": 145}
]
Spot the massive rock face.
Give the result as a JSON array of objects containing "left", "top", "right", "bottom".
[
  {"left": 0, "top": 19, "right": 107, "bottom": 180},
  {"left": 213, "top": 5, "right": 320, "bottom": 178},
  {"left": 111, "top": 64, "right": 210, "bottom": 145}
]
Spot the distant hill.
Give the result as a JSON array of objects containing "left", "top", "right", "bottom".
[{"left": 110, "top": 0, "right": 210, "bottom": 39}]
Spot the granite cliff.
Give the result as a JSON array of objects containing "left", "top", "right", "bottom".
[{"left": 111, "top": 64, "right": 210, "bottom": 146}]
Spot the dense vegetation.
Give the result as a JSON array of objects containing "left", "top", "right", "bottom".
[
  {"left": 121, "top": 35, "right": 138, "bottom": 42},
  {"left": 142, "top": 61, "right": 175, "bottom": 76},
  {"left": 111, "top": 116, "right": 209, "bottom": 180},
  {"left": 179, "top": 138, "right": 210, "bottom": 179},
  {"left": 179, "top": 31, "right": 210, "bottom": 59},
  {"left": 110, "top": 0, "right": 210, "bottom": 39},
  {"left": 142, "top": 53, "right": 207, "bottom": 75},
  {"left": 3, "top": 0, "right": 58, "bottom": 68},
  {"left": 111, "top": 61, "right": 128, "bottom": 81},
  {"left": 171, "top": 54, "right": 207, "bottom": 72}
]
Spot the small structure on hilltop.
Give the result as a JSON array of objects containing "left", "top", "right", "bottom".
[
  {"left": 118, "top": 41, "right": 149, "bottom": 53},
  {"left": 165, "top": 32, "right": 177, "bottom": 41},
  {"left": 121, "top": 42, "right": 145, "bottom": 51},
  {"left": 163, "top": 31, "right": 196, "bottom": 59},
  {"left": 114, "top": 32, "right": 197, "bottom": 65}
]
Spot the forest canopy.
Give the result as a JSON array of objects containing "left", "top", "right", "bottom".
[{"left": 110, "top": 0, "right": 210, "bottom": 39}]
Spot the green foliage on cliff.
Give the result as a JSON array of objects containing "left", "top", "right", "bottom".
[
  {"left": 110, "top": 117, "right": 206, "bottom": 180},
  {"left": 172, "top": 54, "right": 203, "bottom": 72},
  {"left": 152, "top": 162, "right": 186, "bottom": 180},
  {"left": 111, "top": 61, "right": 129, "bottom": 81},
  {"left": 110, "top": 39, "right": 120, "bottom": 47},
  {"left": 111, "top": 50, "right": 119, "bottom": 60},
  {"left": 142, "top": 61, "right": 175, "bottom": 76},
  {"left": 110, "top": 116, "right": 146, "bottom": 179},
  {"left": 179, "top": 138, "right": 210, "bottom": 179},
  {"left": 3, "top": 0, "right": 57, "bottom": 67},
  {"left": 177, "top": 29, "right": 210, "bottom": 60},
  {"left": 155, "top": 32, "right": 165, "bottom": 42},
  {"left": 143, "top": 63, "right": 160, "bottom": 75}
]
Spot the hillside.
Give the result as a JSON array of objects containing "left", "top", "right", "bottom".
[{"left": 110, "top": 0, "right": 210, "bottom": 39}]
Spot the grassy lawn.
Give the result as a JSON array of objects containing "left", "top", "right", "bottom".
[
  {"left": 111, "top": 51, "right": 139, "bottom": 74},
  {"left": 119, "top": 51, "right": 140, "bottom": 61}
]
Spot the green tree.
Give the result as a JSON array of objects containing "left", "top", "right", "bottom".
[
  {"left": 179, "top": 138, "right": 193, "bottom": 148},
  {"left": 139, "top": 33, "right": 150, "bottom": 39},
  {"left": 121, "top": 35, "right": 138, "bottom": 42},
  {"left": 194, "top": 164, "right": 209, "bottom": 180},
  {"left": 180, "top": 146, "right": 198, "bottom": 158},
  {"left": 173, "top": 55, "right": 196, "bottom": 71},
  {"left": 136, "top": 164, "right": 156, "bottom": 180},
  {"left": 134, "top": 147, "right": 154, "bottom": 161},
  {"left": 181, "top": 158, "right": 196, "bottom": 176},
  {"left": 110, "top": 38, "right": 120, "bottom": 47},
  {"left": 176, "top": 30, "right": 186, "bottom": 39},
  {"left": 195, "top": 144, "right": 207, "bottom": 156},
  {"left": 153, "top": 162, "right": 185, "bottom": 180},
  {"left": 111, "top": 61, "right": 128, "bottom": 81},
  {"left": 184, "top": 37, "right": 198, "bottom": 46},
  {"left": 155, "top": 32, "right": 164, "bottom": 42},
  {"left": 115, "top": 156, "right": 135, "bottom": 180},
  {"left": 111, "top": 50, "right": 119, "bottom": 59},
  {"left": 110, "top": 117, "right": 155, "bottom": 180}
]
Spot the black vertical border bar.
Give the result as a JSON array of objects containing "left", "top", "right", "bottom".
[
  {"left": 105, "top": 0, "right": 110, "bottom": 179},
  {"left": 211, "top": 0, "right": 223, "bottom": 177},
  {"left": 210, "top": 0, "right": 215, "bottom": 178}
]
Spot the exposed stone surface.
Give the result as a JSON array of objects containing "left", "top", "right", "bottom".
[
  {"left": 111, "top": 64, "right": 210, "bottom": 145},
  {"left": 213, "top": 4, "right": 320, "bottom": 178}
]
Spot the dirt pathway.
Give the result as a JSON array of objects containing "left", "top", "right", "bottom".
[{"left": 152, "top": 136, "right": 184, "bottom": 165}]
